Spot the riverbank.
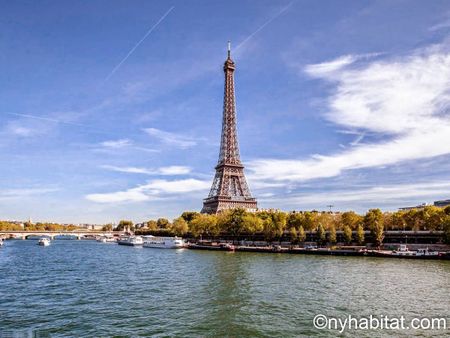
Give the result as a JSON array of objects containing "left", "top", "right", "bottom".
[{"left": 187, "top": 242, "right": 450, "bottom": 260}]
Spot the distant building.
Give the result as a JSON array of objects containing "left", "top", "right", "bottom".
[
  {"left": 399, "top": 203, "right": 428, "bottom": 211},
  {"left": 79, "top": 224, "right": 104, "bottom": 230},
  {"left": 434, "top": 199, "right": 450, "bottom": 207}
]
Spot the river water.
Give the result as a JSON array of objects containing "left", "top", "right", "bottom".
[{"left": 0, "top": 240, "right": 449, "bottom": 337}]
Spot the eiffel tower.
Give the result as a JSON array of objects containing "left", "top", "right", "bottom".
[{"left": 202, "top": 43, "right": 257, "bottom": 214}]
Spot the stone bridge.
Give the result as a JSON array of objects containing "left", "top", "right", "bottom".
[{"left": 0, "top": 231, "right": 125, "bottom": 240}]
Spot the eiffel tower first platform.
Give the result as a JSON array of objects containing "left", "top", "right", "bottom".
[{"left": 202, "top": 43, "right": 257, "bottom": 214}]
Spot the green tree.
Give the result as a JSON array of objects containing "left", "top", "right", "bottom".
[
  {"left": 443, "top": 215, "right": 450, "bottom": 244},
  {"left": 383, "top": 212, "right": 394, "bottom": 231},
  {"left": 328, "top": 224, "right": 337, "bottom": 244},
  {"left": 444, "top": 206, "right": 450, "bottom": 216},
  {"left": 216, "top": 211, "right": 230, "bottom": 234},
  {"left": 181, "top": 211, "right": 200, "bottom": 223},
  {"left": 287, "top": 212, "right": 303, "bottom": 230},
  {"left": 316, "top": 223, "right": 326, "bottom": 246},
  {"left": 343, "top": 225, "right": 353, "bottom": 244},
  {"left": 0, "top": 221, "right": 22, "bottom": 231},
  {"left": 189, "top": 214, "right": 219, "bottom": 238},
  {"left": 272, "top": 211, "right": 287, "bottom": 241},
  {"left": 170, "top": 217, "right": 189, "bottom": 236},
  {"left": 256, "top": 210, "right": 271, "bottom": 221},
  {"left": 317, "top": 212, "right": 334, "bottom": 230},
  {"left": 302, "top": 211, "right": 317, "bottom": 232},
  {"left": 116, "top": 220, "right": 134, "bottom": 231},
  {"left": 35, "top": 223, "right": 46, "bottom": 231},
  {"left": 23, "top": 221, "right": 33, "bottom": 230},
  {"left": 290, "top": 227, "right": 298, "bottom": 244},
  {"left": 298, "top": 225, "right": 306, "bottom": 243},
  {"left": 227, "top": 208, "right": 248, "bottom": 239},
  {"left": 356, "top": 224, "right": 365, "bottom": 245},
  {"left": 67, "top": 225, "right": 79, "bottom": 231},
  {"left": 391, "top": 211, "right": 406, "bottom": 231},
  {"left": 146, "top": 220, "right": 158, "bottom": 230},
  {"left": 157, "top": 218, "right": 170, "bottom": 229},
  {"left": 402, "top": 209, "right": 420, "bottom": 231},
  {"left": 259, "top": 211, "right": 287, "bottom": 243},
  {"left": 102, "top": 223, "right": 113, "bottom": 231},
  {"left": 262, "top": 218, "right": 276, "bottom": 242},
  {"left": 242, "top": 213, "right": 263, "bottom": 234},
  {"left": 340, "top": 211, "right": 363, "bottom": 230},
  {"left": 364, "top": 209, "right": 384, "bottom": 247},
  {"left": 422, "top": 206, "right": 445, "bottom": 231}
]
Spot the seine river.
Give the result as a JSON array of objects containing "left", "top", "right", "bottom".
[{"left": 0, "top": 240, "right": 449, "bottom": 337}]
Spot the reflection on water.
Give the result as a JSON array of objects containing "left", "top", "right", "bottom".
[{"left": 0, "top": 240, "right": 449, "bottom": 337}]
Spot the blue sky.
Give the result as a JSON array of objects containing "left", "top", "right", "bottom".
[{"left": 1, "top": 0, "right": 450, "bottom": 224}]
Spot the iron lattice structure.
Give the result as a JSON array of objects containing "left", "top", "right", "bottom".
[{"left": 202, "top": 45, "right": 257, "bottom": 214}]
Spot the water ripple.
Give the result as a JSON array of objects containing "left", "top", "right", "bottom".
[{"left": 0, "top": 240, "right": 449, "bottom": 337}]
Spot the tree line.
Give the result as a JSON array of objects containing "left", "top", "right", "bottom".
[
  {"left": 0, "top": 221, "right": 83, "bottom": 232},
  {"left": 133, "top": 206, "right": 450, "bottom": 245},
  {"left": 3, "top": 205, "right": 449, "bottom": 245}
]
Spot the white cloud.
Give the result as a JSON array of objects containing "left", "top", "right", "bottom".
[
  {"left": 86, "top": 178, "right": 209, "bottom": 203},
  {"left": 158, "top": 166, "right": 191, "bottom": 175},
  {"left": 9, "top": 126, "right": 34, "bottom": 137},
  {"left": 144, "top": 128, "right": 197, "bottom": 148},
  {"left": 429, "top": 12, "right": 450, "bottom": 32},
  {"left": 3, "top": 120, "right": 47, "bottom": 138},
  {"left": 101, "top": 165, "right": 191, "bottom": 175},
  {"left": 100, "top": 139, "right": 132, "bottom": 148},
  {"left": 0, "top": 188, "right": 59, "bottom": 200},
  {"left": 101, "top": 165, "right": 151, "bottom": 174},
  {"left": 304, "top": 55, "right": 356, "bottom": 76},
  {"left": 259, "top": 181, "right": 450, "bottom": 209},
  {"left": 429, "top": 19, "right": 450, "bottom": 32},
  {"left": 2, "top": 111, "right": 89, "bottom": 139},
  {"left": 86, "top": 188, "right": 150, "bottom": 203},
  {"left": 249, "top": 43, "right": 450, "bottom": 183},
  {"left": 142, "top": 178, "right": 210, "bottom": 194}
]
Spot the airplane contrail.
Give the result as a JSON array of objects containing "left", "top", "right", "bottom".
[
  {"left": 235, "top": 1, "right": 295, "bottom": 52},
  {"left": 5, "top": 112, "right": 86, "bottom": 127},
  {"left": 4, "top": 112, "right": 112, "bottom": 135},
  {"left": 104, "top": 6, "right": 175, "bottom": 82}
]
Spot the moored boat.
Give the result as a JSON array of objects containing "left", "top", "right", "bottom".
[
  {"left": 391, "top": 245, "right": 439, "bottom": 257},
  {"left": 97, "top": 235, "right": 116, "bottom": 243},
  {"left": 38, "top": 238, "right": 51, "bottom": 246},
  {"left": 414, "top": 248, "right": 439, "bottom": 257},
  {"left": 117, "top": 236, "right": 143, "bottom": 246},
  {"left": 369, "top": 245, "right": 442, "bottom": 259},
  {"left": 392, "top": 244, "right": 414, "bottom": 256},
  {"left": 188, "top": 242, "right": 235, "bottom": 251},
  {"left": 143, "top": 236, "right": 185, "bottom": 249}
]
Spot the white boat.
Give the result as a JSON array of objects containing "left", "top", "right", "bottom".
[
  {"left": 117, "top": 236, "right": 143, "bottom": 246},
  {"left": 0, "top": 239, "right": 4, "bottom": 247},
  {"left": 143, "top": 236, "right": 185, "bottom": 249},
  {"left": 414, "top": 248, "right": 439, "bottom": 257},
  {"left": 97, "top": 235, "right": 116, "bottom": 243},
  {"left": 392, "top": 245, "right": 439, "bottom": 257},
  {"left": 392, "top": 245, "right": 413, "bottom": 256},
  {"left": 38, "top": 238, "right": 51, "bottom": 246}
]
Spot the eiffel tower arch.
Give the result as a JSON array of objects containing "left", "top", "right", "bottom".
[{"left": 202, "top": 43, "right": 257, "bottom": 214}]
